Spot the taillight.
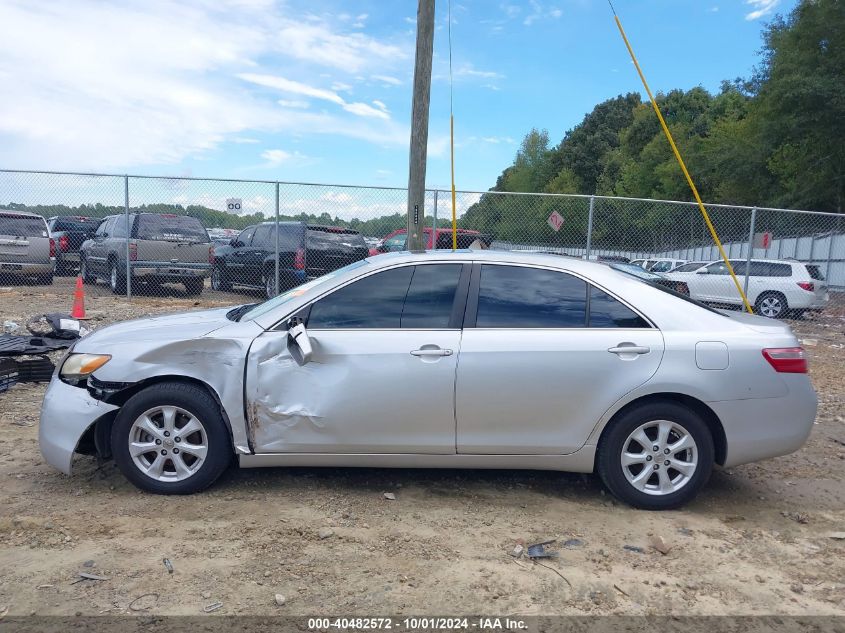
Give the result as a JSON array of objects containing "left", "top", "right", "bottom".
[
  {"left": 294, "top": 248, "right": 305, "bottom": 270},
  {"left": 128, "top": 242, "right": 137, "bottom": 261},
  {"left": 796, "top": 282, "right": 814, "bottom": 292},
  {"left": 49, "top": 238, "right": 56, "bottom": 258},
  {"left": 208, "top": 245, "right": 215, "bottom": 264},
  {"left": 762, "top": 347, "right": 808, "bottom": 374},
  {"left": 59, "top": 235, "right": 69, "bottom": 252}
]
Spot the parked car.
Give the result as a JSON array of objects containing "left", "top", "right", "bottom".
[
  {"left": 80, "top": 213, "right": 212, "bottom": 295},
  {"left": 609, "top": 262, "right": 690, "bottom": 295},
  {"left": 40, "top": 251, "right": 816, "bottom": 510},
  {"left": 370, "top": 227, "right": 493, "bottom": 255},
  {"left": 47, "top": 215, "right": 100, "bottom": 275},
  {"left": 630, "top": 258, "right": 687, "bottom": 272},
  {"left": 211, "top": 222, "right": 369, "bottom": 298},
  {"left": 663, "top": 258, "right": 829, "bottom": 318},
  {"left": 0, "top": 210, "right": 54, "bottom": 284}
]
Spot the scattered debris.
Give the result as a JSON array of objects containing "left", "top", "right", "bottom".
[
  {"left": 82, "top": 560, "right": 95, "bottom": 568},
  {"left": 677, "top": 527, "right": 694, "bottom": 537},
  {"left": 827, "top": 532, "right": 845, "bottom": 540},
  {"left": 722, "top": 515, "right": 746, "bottom": 523},
  {"left": 613, "top": 584, "right": 630, "bottom": 597},
  {"left": 527, "top": 539, "right": 559, "bottom": 559},
  {"left": 163, "top": 558, "right": 174, "bottom": 574},
  {"left": 781, "top": 511, "right": 810, "bottom": 524},
  {"left": 649, "top": 535, "right": 672, "bottom": 555},
  {"left": 790, "top": 583, "right": 804, "bottom": 594},
  {"left": 36, "top": 584, "right": 54, "bottom": 590},
  {"left": 0, "top": 606, "right": 8, "bottom": 620},
  {"left": 203, "top": 602, "right": 224, "bottom": 613},
  {"left": 318, "top": 527, "right": 335, "bottom": 540},
  {"left": 128, "top": 593, "right": 159, "bottom": 612},
  {"left": 563, "top": 538, "right": 584, "bottom": 549},
  {"left": 201, "top": 591, "right": 212, "bottom": 600},
  {"left": 510, "top": 543, "right": 524, "bottom": 558},
  {"left": 274, "top": 593, "right": 286, "bottom": 606},
  {"left": 3, "top": 321, "right": 19, "bottom": 333},
  {"left": 801, "top": 338, "right": 818, "bottom": 347},
  {"left": 532, "top": 560, "right": 571, "bottom": 587},
  {"left": 71, "top": 572, "right": 109, "bottom": 584},
  {"left": 383, "top": 492, "right": 396, "bottom": 500},
  {"left": 623, "top": 545, "right": 645, "bottom": 554}
]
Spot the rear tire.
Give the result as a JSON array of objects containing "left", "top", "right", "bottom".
[
  {"left": 111, "top": 382, "right": 232, "bottom": 494},
  {"left": 184, "top": 278, "right": 204, "bottom": 296},
  {"left": 755, "top": 291, "right": 788, "bottom": 319},
  {"left": 263, "top": 269, "right": 278, "bottom": 299},
  {"left": 80, "top": 257, "right": 95, "bottom": 284},
  {"left": 210, "top": 263, "right": 231, "bottom": 291},
  {"left": 109, "top": 260, "right": 126, "bottom": 294},
  {"left": 597, "top": 401, "right": 714, "bottom": 510}
]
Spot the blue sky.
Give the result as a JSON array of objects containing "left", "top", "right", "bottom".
[{"left": 0, "top": 0, "right": 795, "bottom": 196}]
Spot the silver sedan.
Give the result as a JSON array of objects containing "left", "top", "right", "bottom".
[{"left": 39, "top": 251, "right": 817, "bottom": 510}]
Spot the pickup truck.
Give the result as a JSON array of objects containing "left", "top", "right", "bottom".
[
  {"left": 47, "top": 216, "right": 100, "bottom": 275},
  {"left": 80, "top": 213, "right": 213, "bottom": 295}
]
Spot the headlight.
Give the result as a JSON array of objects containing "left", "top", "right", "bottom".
[{"left": 59, "top": 353, "right": 111, "bottom": 384}]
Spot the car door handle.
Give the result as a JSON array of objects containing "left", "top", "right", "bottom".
[
  {"left": 410, "top": 348, "right": 453, "bottom": 357},
  {"left": 608, "top": 345, "right": 650, "bottom": 355}
]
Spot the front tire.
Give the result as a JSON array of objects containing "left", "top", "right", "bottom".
[
  {"left": 111, "top": 382, "right": 232, "bottom": 494},
  {"left": 210, "top": 263, "right": 231, "bottom": 291},
  {"left": 597, "top": 401, "right": 714, "bottom": 510},
  {"left": 264, "top": 269, "right": 278, "bottom": 299}
]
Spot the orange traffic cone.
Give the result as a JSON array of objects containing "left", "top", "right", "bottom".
[{"left": 71, "top": 275, "right": 86, "bottom": 319}]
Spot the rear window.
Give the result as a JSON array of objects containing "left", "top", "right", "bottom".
[
  {"left": 307, "top": 227, "right": 367, "bottom": 249},
  {"left": 52, "top": 218, "right": 99, "bottom": 233},
  {"left": 0, "top": 214, "right": 47, "bottom": 237},
  {"left": 806, "top": 265, "right": 825, "bottom": 281},
  {"left": 672, "top": 262, "right": 706, "bottom": 272},
  {"left": 134, "top": 215, "right": 209, "bottom": 242}
]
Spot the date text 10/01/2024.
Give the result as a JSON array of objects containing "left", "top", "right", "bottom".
[{"left": 307, "top": 618, "right": 528, "bottom": 630}]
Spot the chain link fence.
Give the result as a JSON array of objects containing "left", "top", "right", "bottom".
[{"left": 1, "top": 169, "right": 842, "bottom": 319}]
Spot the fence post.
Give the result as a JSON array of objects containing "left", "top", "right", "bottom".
[
  {"left": 743, "top": 207, "right": 756, "bottom": 296},
  {"left": 432, "top": 189, "right": 438, "bottom": 248},
  {"left": 274, "top": 182, "right": 280, "bottom": 296},
  {"left": 124, "top": 175, "right": 131, "bottom": 299},
  {"left": 585, "top": 195, "right": 595, "bottom": 259},
  {"left": 827, "top": 215, "right": 841, "bottom": 282}
]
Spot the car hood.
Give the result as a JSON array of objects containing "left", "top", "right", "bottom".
[{"left": 75, "top": 306, "right": 235, "bottom": 351}]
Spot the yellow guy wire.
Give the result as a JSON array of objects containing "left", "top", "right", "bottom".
[
  {"left": 448, "top": 0, "right": 458, "bottom": 250},
  {"left": 609, "top": 2, "right": 754, "bottom": 313}
]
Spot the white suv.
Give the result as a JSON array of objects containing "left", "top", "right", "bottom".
[
  {"left": 631, "top": 258, "right": 687, "bottom": 273},
  {"left": 664, "top": 258, "right": 829, "bottom": 318}
]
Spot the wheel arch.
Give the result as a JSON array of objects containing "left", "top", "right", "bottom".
[
  {"left": 91, "top": 375, "right": 237, "bottom": 457},
  {"left": 595, "top": 392, "right": 727, "bottom": 467}
]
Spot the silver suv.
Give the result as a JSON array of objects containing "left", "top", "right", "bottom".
[{"left": 0, "top": 210, "right": 54, "bottom": 284}]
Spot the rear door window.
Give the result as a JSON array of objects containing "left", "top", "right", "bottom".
[
  {"left": 588, "top": 287, "right": 649, "bottom": 328},
  {"left": 135, "top": 215, "right": 208, "bottom": 242},
  {"left": 475, "top": 265, "right": 587, "bottom": 328},
  {"left": 749, "top": 262, "right": 791, "bottom": 277},
  {"left": 0, "top": 215, "right": 47, "bottom": 237}
]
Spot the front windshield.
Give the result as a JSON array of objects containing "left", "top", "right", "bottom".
[{"left": 238, "top": 259, "right": 370, "bottom": 322}]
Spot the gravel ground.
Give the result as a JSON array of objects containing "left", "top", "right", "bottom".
[{"left": 0, "top": 277, "right": 843, "bottom": 617}]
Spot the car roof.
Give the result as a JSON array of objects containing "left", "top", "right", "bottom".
[{"left": 0, "top": 209, "right": 45, "bottom": 220}]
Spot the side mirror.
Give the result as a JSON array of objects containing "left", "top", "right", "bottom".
[
  {"left": 695, "top": 268, "right": 708, "bottom": 274},
  {"left": 287, "top": 322, "right": 312, "bottom": 366}
]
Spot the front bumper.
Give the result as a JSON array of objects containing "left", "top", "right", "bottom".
[
  {"left": 39, "top": 377, "right": 118, "bottom": 475},
  {"left": 711, "top": 374, "right": 818, "bottom": 468}
]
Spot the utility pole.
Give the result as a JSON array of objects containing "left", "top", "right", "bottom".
[{"left": 406, "top": 0, "right": 435, "bottom": 252}]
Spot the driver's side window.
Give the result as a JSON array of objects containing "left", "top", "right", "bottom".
[
  {"left": 237, "top": 226, "right": 256, "bottom": 246},
  {"left": 95, "top": 218, "right": 111, "bottom": 237}
]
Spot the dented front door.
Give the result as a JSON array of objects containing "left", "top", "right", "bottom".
[{"left": 245, "top": 329, "right": 461, "bottom": 453}]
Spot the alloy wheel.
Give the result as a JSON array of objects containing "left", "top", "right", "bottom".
[
  {"left": 758, "top": 296, "right": 783, "bottom": 318},
  {"left": 128, "top": 405, "right": 208, "bottom": 482},
  {"left": 620, "top": 419, "right": 698, "bottom": 496}
]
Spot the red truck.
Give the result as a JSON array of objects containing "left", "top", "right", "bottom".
[{"left": 370, "top": 227, "right": 492, "bottom": 256}]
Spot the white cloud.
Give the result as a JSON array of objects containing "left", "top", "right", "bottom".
[
  {"left": 331, "top": 81, "right": 353, "bottom": 93},
  {"left": 372, "top": 74, "right": 403, "bottom": 86},
  {"left": 0, "top": 0, "right": 411, "bottom": 170},
  {"left": 352, "top": 13, "right": 368, "bottom": 28},
  {"left": 231, "top": 137, "right": 260, "bottom": 144},
  {"left": 261, "top": 149, "right": 293, "bottom": 165},
  {"left": 745, "top": 0, "right": 780, "bottom": 20},
  {"left": 452, "top": 63, "right": 504, "bottom": 80},
  {"left": 372, "top": 100, "right": 389, "bottom": 112},
  {"left": 239, "top": 72, "right": 390, "bottom": 121},
  {"left": 278, "top": 99, "right": 310, "bottom": 109}
]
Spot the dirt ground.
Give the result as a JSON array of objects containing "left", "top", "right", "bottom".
[{"left": 0, "top": 277, "right": 843, "bottom": 617}]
